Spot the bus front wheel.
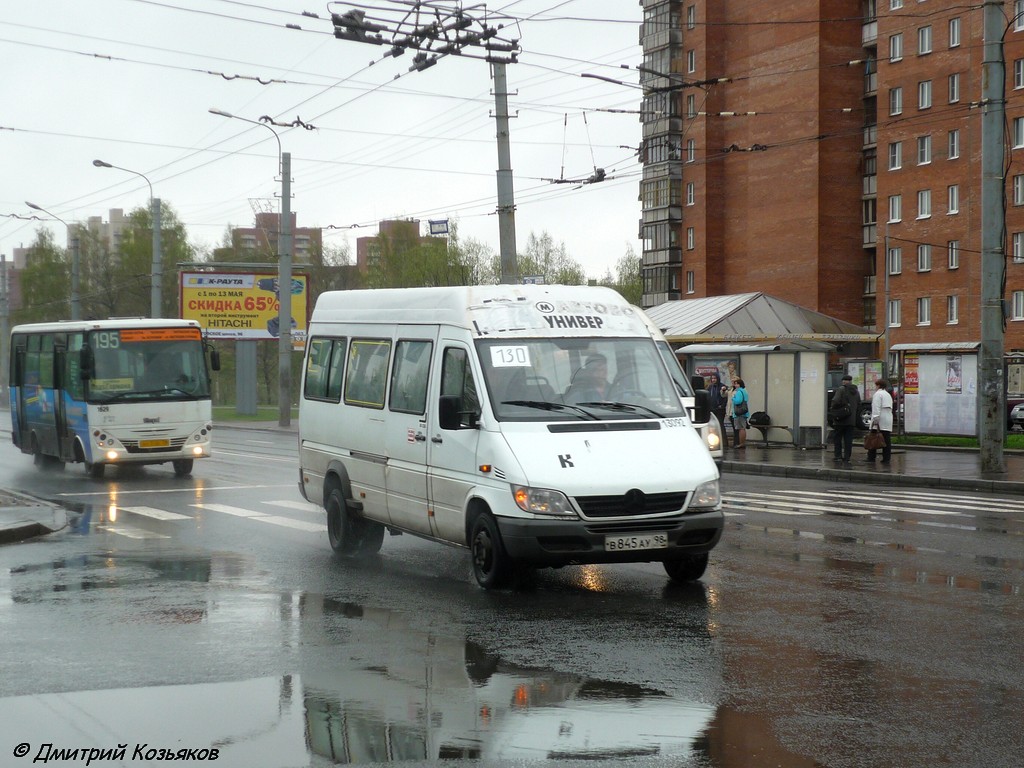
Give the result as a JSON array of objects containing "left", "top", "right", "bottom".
[{"left": 172, "top": 459, "right": 194, "bottom": 477}]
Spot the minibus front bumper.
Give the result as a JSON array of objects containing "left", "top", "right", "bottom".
[{"left": 495, "top": 510, "right": 724, "bottom": 566}]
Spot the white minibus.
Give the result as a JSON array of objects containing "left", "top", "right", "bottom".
[{"left": 298, "top": 285, "right": 723, "bottom": 588}]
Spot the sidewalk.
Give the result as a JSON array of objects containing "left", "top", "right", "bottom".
[{"left": 2, "top": 421, "right": 1022, "bottom": 545}]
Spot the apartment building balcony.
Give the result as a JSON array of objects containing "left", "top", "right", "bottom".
[
  {"left": 864, "top": 71, "right": 877, "bottom": 95},
  {"left": 642, "top": 161, "right": 683, "bottom": 181},
  {"left": 640, "top": 0, "right": 681, "bottom": 10},
  {"left": 863, "top": 124, "right": 877, "bottom": 148},
  {"left": 641, "top": 248, "right": 682, "bottom": 267},
  {"left": 642, "top": 290, "right": 682, "bottom": 308},
  {"left": 640, "top": 26, "right": 682, "bottom": 48},
  {"left": 863, "top": 174, "right": 877, "bottom": 196},
  {"left": 862, "top": 19, "right": 877, "bottom": 45},
  {"left": 864, "top": 274, "right": 876, "bottom": 296},
  {"left": 863, "top": 224, "right": 877, "bottom": 247},
  {"left": 642, "top": 205, "right": 683, "bottom": 225},
  {"left": 643, "top": 117, "right": 684, "bottom": 139}
]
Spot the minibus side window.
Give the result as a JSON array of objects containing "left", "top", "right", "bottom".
[
  {"left": 390, "top": 340, "right": 432, "bottom": 415},
  {"left": 304, "top": 337, "right": 335, "bottom": 401},
  {"left": 345, "top": 338, "right": 391, "bottom": 409},
  {"left": 326, "top": 339, "right": 347, "bottom": 401},
  {"left": 440, "top": 347, "right": 480, "bottom": 428}
]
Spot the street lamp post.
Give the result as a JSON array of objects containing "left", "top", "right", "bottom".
[
  {"left": 26, "top": 201, "right": 81, "bottom": 320},
  {"left": 209, "top": 108, "right": 293, "bottom": 427},
  {"left": 93, "top": 160, "right": 162, "bottom": 319}
]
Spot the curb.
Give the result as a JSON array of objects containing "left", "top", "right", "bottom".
[
  {"left": 721, "top": 460, "right": 1024, "bottom": 495},
  {"left": 0, "top": 491, "right": 68, "bottom": 546}
]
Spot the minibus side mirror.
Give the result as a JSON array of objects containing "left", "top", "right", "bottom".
[
  {"left": 690, "top": 389, "right": 711, "bottom": 425},
  {"left": 690, "top": 374, "right": 705, "bottom": 391},
  {"left": 79, "top": 346, "right": 94, "bottom": 381},
  {"left": 209, "top": 349, "right": 221, "bottom": 372},
  {"left": 439, "top": 394, "right": 478, "bottom": 430}
]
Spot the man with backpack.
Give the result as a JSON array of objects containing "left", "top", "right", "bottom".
[{"left": 829, "top": 374, "right": 861, "bottom": 464}]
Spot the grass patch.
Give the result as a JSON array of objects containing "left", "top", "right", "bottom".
[
  {"left": 893, "top": 432, "right": 1024, "bottom": 450},
  {"left": 213, "top": 406, "right": 298, "bottom": 422}
]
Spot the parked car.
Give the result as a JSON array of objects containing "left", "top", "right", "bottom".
[{"left": 1010, "top": 400, "right": 1024, "bottom": 430}]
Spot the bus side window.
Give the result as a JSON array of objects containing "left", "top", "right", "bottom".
[{"left": 66, "top": 334, "right": 85, "bottom": 400}]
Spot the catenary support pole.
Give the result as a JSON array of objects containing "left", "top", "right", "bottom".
[
  {"left": 278, "top": 151, "right": 293, "bottom": 428},
  {"left": 493, "top": 62, "right": 518, "bottom": 284},
  {"left": 151, "top": 198, "right": 162, "bottom": 318},
  {"left": 980, "top": 0, "right": 1006, "bottom": 476}
]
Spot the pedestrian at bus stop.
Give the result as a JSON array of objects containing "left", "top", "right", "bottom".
[
  {"left": 730, "top": 379, "right": 749, "bottom": 449},
  {"left": 830, "top": 374, "right": 861, "bottom": 465},
  {"left": 867, "top": 378, "right": 894, "bottom": 464}
]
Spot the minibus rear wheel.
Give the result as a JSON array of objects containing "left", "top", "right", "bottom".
[
  {"left": 326, "top": 489, "right": 358, "bottom": 556},
  {"left": 663, "top": 552, "right": 709, "bottom": 582},
  {"left": 470, "top": 512, "right": 513, "bottom": 589}
]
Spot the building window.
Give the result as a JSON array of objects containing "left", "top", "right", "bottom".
[
  {"left": 687, "top": 49, "right": 696, "bottom": 73},
  {"left": 888, "top": 299, "right": 902, "bottom": 327},
  {"left": 888, "top": 141, "right": 902, "bottom": 170},
  {"left": 948, "top": 240, "right": 960, "bottom": 269},
  {"left": 686, "top": 94, "right": 696, "bottom": 117},
  {"left": 917, "top": 135, "right": 931, "bottom": 164},
  {"left": 1017, "top": 1, "right": 1024, "bottom": 32},
  {"left": 918, "top": 26, "right": 932, "bottom": 55},
  {"left": 686, "top": 227, "right": 695, "bottom": 249},
  {"left": 686, "top": 270, "right": 695, "bottom": 294},
  {"left": 1014, "top": 117, "right": 1024, "bottom": 148},
  {"left": 917, "top": 189, "right": 931, "bottom": 218},
  {"left": 887, "top": 247, "right": 903, "bottom": 275},
  {"left": 917, "top": 297, "right": 931, "bottom": 325},
  {"left": 917, "top": 243, "right": 932, "bottom": 271},
  {"left": 1016, "top": 175, "right": 1024, "bottom": 205},
  {"left": 889, "top": 87, "right": 903, "bottom": 115},
  {"left": 948, "top": 129, "right": 960, "bottom": 159},
  {"left": 1012, "top": 290, "right": 1024, "bottom": 320},
  {"left": 686, "top": 5, "right": 695, "bottom": 29},
  {"left": 948, "top": 72, "right": 960, "bottom": 103},
  {"left": 1014, "top": 232, "right": 1024, "bottom": 262},
  {"left": 686, "top": 139, "right": 696, "bottom": 162},
  {"left": 1017, "top": 59, "right": 1024, "bottom": 89},
  {"left": 918, "top": 80, "right": 932, "bottom": 109},
  {"left": 888, "top": 195, "right": 902, "bottom": 223},
  {"left": 891, "top": 0, "right": 903, "bottom": 8},
  {"left": 949, "top": 17, "right": 961, "bottom": 47},
  {"left": 890, "top": 33, "right": 903, "bottom": 62},
  {"left": 686, "top": 182, "right": 695, "bottom": 205},
  {"left": 947, "top": 184, "right": 959, "bottom": 214},
  {"left": 947, "top": 295, "right": 959, "bottom": 324}
]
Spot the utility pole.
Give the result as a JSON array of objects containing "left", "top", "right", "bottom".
[
  {"left": 331, "top": 3, "right": 520, "bottom": 281},
  {"left": 151, "top": 198, "right": 162, "bottom": 318},
  {"left": 980, "top": 0, "right": 1006, "bottom": 476},
  {"left": 278, "top": 152, "right": 293, "bottom": 427},
  {"left": 493, "top": 62, "right": 517, "bottom": 284},
  {"left": 0, "top": 253, "right": 9, "bottom": 405}
]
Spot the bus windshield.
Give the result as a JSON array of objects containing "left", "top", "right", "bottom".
[
  {"left": 476, "top": 337, "right": 685, "bottom": 421},
  {"left": 84, "top": 328, "right": 210, "bottom": 402}
]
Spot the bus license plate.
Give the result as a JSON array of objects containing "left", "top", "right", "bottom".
[
  {"left": 605, "top": 532, "right": 668, "bottom": 552},
  {"left": 139, "top": 439, "right": 170, "bottom": 449}
]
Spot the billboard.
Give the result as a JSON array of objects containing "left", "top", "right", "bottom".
[{"left": 180, "top": 272, "right": 307, "bottom": 348}]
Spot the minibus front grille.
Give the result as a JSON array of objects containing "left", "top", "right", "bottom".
[
  {"left": 123, "top": 437, "right": 189, "bottom": 454},
  {"left": 575, "top": 491, "right": 687, "bottom": 518}
]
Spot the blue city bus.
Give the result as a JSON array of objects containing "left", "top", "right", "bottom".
[{"left": 9, "top": 318, "right": 219, "bottom": 478}]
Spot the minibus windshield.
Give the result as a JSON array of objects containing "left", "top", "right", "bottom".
[{"left": 477, "top": 338, "right": 686, "bottom": 421}]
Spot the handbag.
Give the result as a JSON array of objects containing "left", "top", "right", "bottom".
[{"left": 864, "top": 429, "right": 885, "bottom": 451}]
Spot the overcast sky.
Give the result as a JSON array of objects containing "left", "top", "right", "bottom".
[{"left": 1, "top": 0, "right": 643, "bottom": 280}]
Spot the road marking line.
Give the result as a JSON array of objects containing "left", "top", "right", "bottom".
[
  {"left": 119, "top": 506, "right": 190, "bottom": 521},
  {"left": 95, "top": 525, "right": 170, "bottom": 540},
  {"left": 264, "top": 499, "right": 320, "bottom": 513},
  {"left": 258, "top": 515, "right": 326, "bottom": 533},
  {"left": 58, "top": 484, "right": 293, "bottom": 498},
  {"left": 192, "top": 503, "right": 264, "bottom": 518}
]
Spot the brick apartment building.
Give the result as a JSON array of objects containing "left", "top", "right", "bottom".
[
  {"left": 639, "top": 0, "right": 1024, "bottom": 364},
  {"left": 232, "top": 212, "right": 322, "bottom": 264}
]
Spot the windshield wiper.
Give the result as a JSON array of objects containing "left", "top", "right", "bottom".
[
  {"left": 575, "top": 401, "right": 666, "bottom": 419},
  {"left": 102, "top": 388, "right": 192, "bottom": 402},
  {"left": 501, "top": 400, "right": 600, "bottom": 420}
]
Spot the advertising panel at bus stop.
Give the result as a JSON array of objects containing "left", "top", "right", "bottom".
[{"left": 179, "top": 272, "right": 307, "bottom": 349}]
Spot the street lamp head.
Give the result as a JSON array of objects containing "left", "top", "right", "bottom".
[
  {"left": 209, "top": 108, "right": 234, "bottom": 118},
  {"left": 25, "top": 201, "right": 42, "bottom": 211},
  {"left": 92, "top": 159, "right": 113, "bottom": 168}
]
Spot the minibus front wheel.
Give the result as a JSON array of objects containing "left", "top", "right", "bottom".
[
  {"left": 470, "top": 512, "right": 513, "bottom": 589},
  {"left": 663, "top": 552, "right": 709, "bottom": 583}
]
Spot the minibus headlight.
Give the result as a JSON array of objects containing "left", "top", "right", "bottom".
[
  {"left": 689, "top": 479, "right": 720, "bottom": 510},
  {"left": 705, "top": 418, "right": 722, "bottom": 451},
  {"left": 512, "top": 485, "right": 576, "bottom": 517}
]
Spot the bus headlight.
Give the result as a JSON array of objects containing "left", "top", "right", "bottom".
[
  {"left": 512, "top": 485, "right": 576, "bottom": 517},
  {"left": 705, "top": 416, "right": 722, "bottom": 451},
  {"left": 689, "top": 479, "right": 721, "bottom": 510}
]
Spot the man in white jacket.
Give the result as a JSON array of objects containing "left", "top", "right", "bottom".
[{"left": 867, "top": 378, "right": 894, "bottom": 463}]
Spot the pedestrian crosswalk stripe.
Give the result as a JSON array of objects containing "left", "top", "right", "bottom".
[
  {"left": 118, "top": 506, "right": 191, "bottom": 521},
  {"left": 94, "top": 525, "right": 170, "bottom": 540},
  {"left": 264, "top": 499, "right": 321, "bottom": 514},
  {"left": 192, "top": 502, "right": 326, "bottom": 533},
  {"left": 258, "top": 515, "right": 327, "bottom": 533},
  {"left": 193, "top": 503, "right": 263, "bottom": 518}
]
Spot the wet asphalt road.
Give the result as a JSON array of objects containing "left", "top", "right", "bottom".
[{"left": 0, "top": 425, "right": 1022, "bottom": 768}]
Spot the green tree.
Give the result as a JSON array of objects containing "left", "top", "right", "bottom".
[
  {"left": 511, "top": 231, "right": 586, "bottom": 285},
  {"left": 599, "top": 245, "right": 642, "bottom": 305},
  {"left": 13, "top": 228, "right": 72, "bottom": 324}
]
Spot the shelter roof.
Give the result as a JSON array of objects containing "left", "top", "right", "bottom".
[{"left": 644, "top": 293, "right": 880, "bottom": 344}]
